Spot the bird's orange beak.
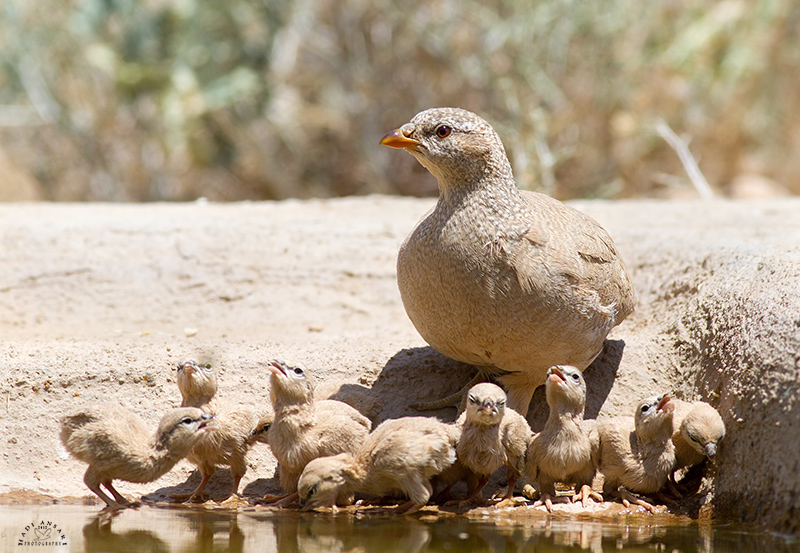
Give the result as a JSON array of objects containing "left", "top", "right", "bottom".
[{"left": 380, "top": 128, "right": 421, "bottom": 151}]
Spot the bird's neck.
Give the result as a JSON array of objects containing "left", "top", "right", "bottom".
[
  {"left": 181, "top": 394, "right": 218, "bottom": 411},
  {"left": 637, "top": 422, "right": 673, "bottom": 448},
  {"left": 546, "top": 399, "right": 585, "bottom": 427},
  {"left": 439, "top": 172, "right": 520, "bottom": 209},
  {"left": 273, "top": 400, "right": 315, "bottom": 427},
  {"left": 144, "top": 438, "right": 186, "bottom": 481}
]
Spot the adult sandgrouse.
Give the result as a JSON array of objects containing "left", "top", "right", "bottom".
[{"left": 381, "top": 107, "right": 635, "bottom": 415}]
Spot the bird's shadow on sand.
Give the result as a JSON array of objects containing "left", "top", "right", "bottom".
[
  {"left": 371, "top": 339, "right": 625, "bottom": 430},
  {"left": 370, "top": 347, "right": 476, "bottom": 423},
  {"left": 146, "top": 468, "right": 281, "bottom": 504}
]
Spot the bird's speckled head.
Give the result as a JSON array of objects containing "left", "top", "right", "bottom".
[
  {"left": 297, "top": 453, "right": 353, "bottom": 511},
  {"left": 634, "top": 394, "right": 674, "bottom": 440},
  {"left": 465, "top": 382, "right": 506, "bottom": 426},
  {"left": 545, "top": 365, "right": 586, "bottom": 414},
  {"left": 380, "top": 107, "right": 514, "bottom": 195},
  {"left": 681, "top": 403, "right": 725, "bottom": 458},
  {"left": 268, "top": 359, "right": 315, "bottom": 405},
  {"left": 176, "top": 359, "right": 218, "bottom": 401},
  {"left": 155, "top": 407, "right": 216, "bottom": 454}
]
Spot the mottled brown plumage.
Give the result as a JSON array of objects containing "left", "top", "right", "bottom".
[
  {"left": 598, "top": 394, "right": 676, "bottom": 512},
  {"left": 60, "top": 403, "right": 214, "bottom": 508},
  {"left": 174, "top": 360, "right": 257, "bottom": 503},
  {"left": 298, "top": 416, "right": 460, "bottom": 514},
  {"left": 381, "top": 107, "right": 635, "bottom": 415},
  {"left": 453, "top": 383, "right": 531, "bottom": 506},
  {"left": 526, "top": 365, "right": 601, "bottom": 511},
  {"left": 264, "top": 359, "right": 371, "bottom": 506}
]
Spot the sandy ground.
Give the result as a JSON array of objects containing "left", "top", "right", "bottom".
[{"left": 1, "top": 197, "right": 798, "bottom": 533}]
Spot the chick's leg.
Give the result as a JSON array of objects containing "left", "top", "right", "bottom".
[
  {"left": 84, "top": 468, "right": 122, "bottom": 509},
  {"left": 102, "top": 480, "right": 132, "bottom": 506},
  {"left": 571, "top": 484, "right": 603, "bottom": 508},
  {"left": 618, "top": 489, "right": 657, "bottom": 513}
]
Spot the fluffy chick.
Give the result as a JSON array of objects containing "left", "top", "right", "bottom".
[
  {"left": 264, "top": 359, "right": 371, "bottom": 506},
  {"left": 525, "top": 365, "right": 601, "bottom": 511},
  {"left": 298, "top": 416, "right": 460, "bottom": 514},
  {"left": 671, "top": 399, "right": 725, "bottom": 470},
  {"left": 598, "top": 394, "right": 676, "bottom": 512},
  {"left": 174, "top": 360, "right": 257, "bottom": 503},
  {"left": 453, "top": 383, "right": 532, "bottom": 507},
  {"left": 60, "top": 403, "right": 215, "bottom": 509},
  {"left": 176, "top": 359, "right": 218, "bottom": 409}
]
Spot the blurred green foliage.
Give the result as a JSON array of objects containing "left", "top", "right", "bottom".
[{"left": 0, "top": 0, "right": 797, "bottom": 201}]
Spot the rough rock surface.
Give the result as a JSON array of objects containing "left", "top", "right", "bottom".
[{"left": 0, "top": 197, "right": 798, "bottom": 533}]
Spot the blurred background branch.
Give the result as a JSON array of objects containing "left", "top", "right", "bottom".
[{"left": 0, "top": 0, "right": 796, "bottom": 202}]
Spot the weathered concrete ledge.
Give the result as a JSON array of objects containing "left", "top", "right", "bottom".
[{"left": 0, "top": 197, "right": 797, "bottom": 533}]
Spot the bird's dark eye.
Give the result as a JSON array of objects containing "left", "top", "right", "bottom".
[
  {"left": 293, "top": 367, "right": 304, "bottom": 375},
  {"left": 307, "top": 484, "right": 316, "bottom": 497},
  {"left": 496, "top": 399, "right": 505, "bottom": 407},
  {"left": 641, "top": 405, "right": 650, "bottom": 413},
  {"left": 689, "top": 434, "right": 701, "bottom": 443},
  {"left": 180, "top": 417, "right": 194, "bottom": 425},
  {"left": 571, "top": 373, "right": 580, "bottom": 381},
  {"left": 435, "top": 125, "right": 451, "bottom": 138},
  {"left": 468, "top": 395, "right": 477, "bottom": 404}
]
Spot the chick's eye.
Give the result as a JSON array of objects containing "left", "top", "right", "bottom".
[
  {"left": 435, "top": 125, "right": 451, "bottom": 138},
  {"left": 307, "top": 484, "right": 316, "bottom": 497},
  {"left": 293, "top": 367, "right": 304, "bottom": 375},
  {"left": 180, "top": 417, "right": 193, "bottom": 425},
  {"left": 571, "top": 373, "right": 580, "bottom": 381},
  {"left": 468, "top": 395, "right": 477, "bottom": 404},
  {"left": 641, "top": 405, "right": 650, "bottom": 413}
]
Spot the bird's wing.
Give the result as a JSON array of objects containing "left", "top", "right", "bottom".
[
  {"left": 501, "top": 412, "right": 534, "bottom": 460},
  {"left": 510, "top": 191, "right": 619, "bottom": 289}
]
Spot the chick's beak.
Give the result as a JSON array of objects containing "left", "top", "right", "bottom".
[
  {"left": 268, "top": 360, "right": 287, "bottom": 377},
  {"left": 380, "top": 127, "right": 421, "bottom": 151},
  {"left": 198, "top": 414, "right": 217, "bottom": 432},
  {"left": 657, "top": 394, "right": 672, "bottom": 412},
  {"left": 705, "top": 442, "right": 717, "bottom": 458},
  {"left": 548, "top": 366, "right": 566, "bottom": 384}
]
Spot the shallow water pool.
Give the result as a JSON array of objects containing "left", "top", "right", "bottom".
[{"left": 2, "top": 504, "right": 798, "bottom": 553}]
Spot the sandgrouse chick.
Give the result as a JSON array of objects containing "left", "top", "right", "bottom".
[
  {"left": 381, "top": 108, "right": 636, "bottom": 415},
  {"left": 174, "top": 360, "right": 257, "bottom": 503},
  {"left": 176, "top": 359, "right": 218, "bottom": 409},
  {"left": 453, "top": 383, "right": 532, "bottom": 507},
  {"left": 671, "top": 399, "right": 725, "bottom": 470},
  {"left": 298, "top": 416, "right": 460, "bottom": 514},
  {"left": 525, "top": 365, "right": 601, "bottom": 511},
  {"left": 264, "top": 359, "right": 371, "bottom": 506},
  {"left": 60, "top": 403, "right": 215, "bottom": 509},
  {"left": 598, "top": 394, "right": 676, "bottom": 512}
]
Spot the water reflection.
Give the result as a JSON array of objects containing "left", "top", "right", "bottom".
[{"left": 0, "top": 505, "right": 797, "bottom": 553}]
